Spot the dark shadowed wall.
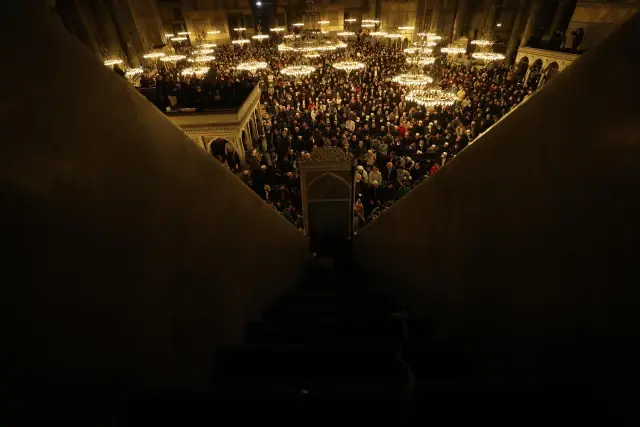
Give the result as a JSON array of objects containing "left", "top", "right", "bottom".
[
  {"left": 0, "top": 3, "right": 308, "bottom": 426},
  {"left": 355, "top": 12, "right": 640, "bottom": 387}
]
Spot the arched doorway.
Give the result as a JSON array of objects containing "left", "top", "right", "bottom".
[
  {"left": 528, "top": 58, "right": 543, "bottom": 86},
  {"left": 516, "top": 57, "right": 529, "bottom": 77},
  {"left": 545, "top": 61, "right": 560, "bottom": 83},
  {"left": 208, "top": 137, "right": 229, "bottom": 158}
]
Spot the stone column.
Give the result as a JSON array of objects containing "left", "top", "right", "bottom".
[
  {"left": 251, "top": 117, "right": 259, "bottom": 142},
  {"left": 548, "top": 0, "right": 574, "bottom": 37},
  {"left": 505, "top": 0, "right": 529, "bottom": 66},
  {"left": 452, "top": 0, "right": 468, "bottom": 40},
  {"left": 524, "top": 67, "right": 532, "bottom": 84},
  {"left": 520, "top": 0, "right": 542, "bottom": 48},
  {"left": 430, "top": 0, "right": 442, "bottom": 33},
  {"left": 85, "top": 0, "right": 122, "bottom": 59}
]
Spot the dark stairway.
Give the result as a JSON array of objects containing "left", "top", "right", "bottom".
[{"left": 208, "top": 257, "right": 414, "bottom": 418}]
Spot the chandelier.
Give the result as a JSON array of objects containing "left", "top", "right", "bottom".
[
  {"left": 406, "top": 56, "right": 436, "bottom": 65},
  {"left": 237, "top": 61, "right": 268, "bottom": 72},
  {"left": 345, "top": 18, "right": 357, "bottom": 23},
  {"left": 252, "top": 34, "right": 269, "bottom": 40},
  {"left": 441, "top": 46, "right": 466, "bottom": 55},
  {"left": 233, "top": 27, "right": 247, "bottom": 32},
  {"left": 194, "top": 48, "right": 214, "bottom": 55},
  {"left": 271, "top": 27, "right": 285, "bottom": 32},
  {"left": 177, "top": 31, "right": 190, "bottom": 36},
  {"left": 398, "top": 26, "right": 414, "bottom": 31},
  {"left": 281, "top": 65, "right": 316, "bottom": 76},
  {"left": 125, "top": 68, "right": 143, "bottom": 78},
  {"left": 472, "top": 52, "right": 505, "bottom": 61},
  {"left": 392, "top": 73, "right": 433, "bottom": 86},
  {"left": 471, "top": 39, "right": 493, "bottom": 46},
  {"left": 362, "top": 19, "right": 380, "bottom": 24},
  {"left": 171, "top": 37, "right": 188, "bottom": 42},
  {"left": 370, "top": 31, "right": 387, "bottom": 37},
  {"left": 188, "top": 56, "right": 215, "bottom": 62},
  {"left": 284, "top": 34, "right": 301, "bottom": 39},
  {"left": 143, "top": 52, "right": 165, "bottom": 59},
  {"left": 278, "top": 37, "right": 345, "bottom": 52},
  {"left": 404, "top": 47, "right": 433, "bottom": 54},
  {"left": 337, "top": 31, "right": 355, "bottom": 37},
  {"left": 361, "top": 24, "right": 374, "bottom": 28},
  {"left": 333, "top": 61, "right": 365, "bottom": 72},
  {"left": 292, "top": 23, "right": 304, "bottom": 27},
  {"left": 199, "top": 43, "right": 216, "bottom": 49},
  {"left": 208, "top": 30, "right": 220, "bottom": 35},
  {"left": 406, "top": 89, "right": 456, "bottom": 107},
  {"left": 159, "top": 55, "right": 186, "bottom": 62},
  {"left": 318, "top": 21, "right": 329, "bottom": 25},
  {"left": 232, "top": 39, "right": 250, "bottom": 45},
  {"left": 417, "top": 32, "right": 435, "bottom": 38},
  {"left": 304, "top": 53, "right": 321, "bottom": 58},
  {"left": 165, "top": 33, "right": 174, "bottom": 38},
  {"left": 181, "top": 67, "right": 210, "bottom": 77}
]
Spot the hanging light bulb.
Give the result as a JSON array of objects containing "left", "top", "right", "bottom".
[
  {"left": 441, "top": 46, "right": 466, "bottom": 55},
  {"left": 143, "top": 52, "right": 166, "bottom": 59},
  {"left": 104, "top": 59, "right": 123, "bottom": 66},
  {"left": 237, "top": 61, "right": 268, "bottom": 72},
  {"left": 392, "top": 73, "right": 433, "bottom": 86},
  {"left": 181, "top": 67, "right": 210, "bottom": 77},
  {"left": 281, "top": 65, "right": 316, "bottom": 76},
  {"left": 406, "top": 89, "right": 457, "bottom": 107},
  {"left": 333, "top": 61, "right": 366, "bottom": 72}
]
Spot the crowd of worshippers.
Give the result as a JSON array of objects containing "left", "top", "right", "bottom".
[{"left": 132, "top": 35, "right": 537, "bottom": 229}]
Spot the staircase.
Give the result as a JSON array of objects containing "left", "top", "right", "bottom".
[{"left": 209, "top": 258, "right": 413, "bottom": 418}]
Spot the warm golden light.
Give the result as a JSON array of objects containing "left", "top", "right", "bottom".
[
  {"left": 159, "top": 55, "right": 186, "bottom": 62},
  {"left": 181, "top": 67, "right": 210, "bottom": 76},
  {"left": 188, "top": 55, "right": 215, "bottom": 62},
  {"left": 392, "top": 73, "right": 434, "bottom": 86},
  {"left": 171, "top": 37, "right": 188, "bottom": 42},
  {"left": 333, "top": 61, "right": 365, "bottom": 72},
  {"left": 406, "top": 89, "right": 456, "bottom": 107},
  {"left": 280, "top": 65, "right": 316, "bottom": 76},
  {"left": 237, "top": 61, "right": 268, "bottom": 71},
  {"left": 104, "top": 59, "right": 123, "bottom": 66},
  {"left": 318, "top": 21, "right": 329, "bottom": 25},
  {"left": 271, "top": 27, "right": 285, "bottom": 32},
  {"left": 232, "top": 39, "right": 250, "bottom": 44},
  {"left": 143, "top": 52, "right": 166, "bottom": 59}
]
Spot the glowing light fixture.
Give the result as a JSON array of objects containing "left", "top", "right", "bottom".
[
  {"left": 428, "top": 35, "right": 442, "bottom": 41},
  {"left": 143, "top": 52, "right": 165, "bottom": 59},
  {"left": 471, "top": 39, "right": 493, "bottom": 46},
  {"left": 392, "top": 73, "right": 433, "bottom": 86},
  {"left": 165, "top": 33, "right": 174, "bottom": 38},
  {"left": 188, "top": 55, "right": 215, "bottom": 62},
  {"left": 199, "top": 44, "right": 217, "bottom": 49},
  {"left": 345, "top": 18, "right": 357, "bottom": 23},
  {"left": 125, "top": 68, "right": 143, "bottom": 77},
  {"left": 333, "top": 61, "right": 365, "bottom": 72},
  {"left": 418, "top": 32, "right": 435, "bottom": 38},
  {"left": 370, "top": 31, "right": 387, "bottom": 37},
  {"left": 237, "top": 61, "right": 268, "bottom": 71},
  {"left": 104, "top": 59, "right": 123, "bottom": 66},
  {"left": 318, "top": 21, "right": 329, "bottom": 25},
  {"left": 234, "top": 27, "right": 247, "bottom": 31},
  {"left": 159, "top": 55, "right": 186, "bottom": 62},
  {"left": 441, "top": 46, "right": 466, "bottom": 55},
  {"left": 181, "top": 67, "right": 210, "bottom": 76},
  {"left": 406, "top": 56, "right": 436, "bottom": 65},
  {"left": 292, "top": 23, "right": 304, "bottom": 27},
  {"left": 404, "top": 47, "right": 433, "bottom": 54},
  {"left": 171, "top": 37, "right": 188, "bottom": 42},
  {"left": 281, "top": 65, "right": 316, "bottom": 76},
  {"left": 472, "top": 52, "right": 505, "bottom": 61},
  {"left": 362, "top": 19, "right": 380, "bottom": 24},
  {"left": 406, "top": 88, "right": 456, "bottom": 107},
  {"left": 177, "top": 31, "right": 191, "bottom": 36},
  {"left": 232, "top": 39, "right": 250, "bottom": 45},
  {"left": 362, "top": 24, "right": 374, "bottom": 28},
  {"left": 271, "top": 27, "right": 285, "bottom": 32},
  {"left": 337, "top": 31, "right": 355, "bottom": 37},
  {"left": 398, "top": 26, "right": 414, "bottom": 30},
  {"left": 252, "top": 34, "right": 269, "bottom": 40},
  {"left": 208, "top": 30, "right": 221, "bottom": 35},
  {"left": 195, "top": 48, "right": 214, "bottom": 54}
]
